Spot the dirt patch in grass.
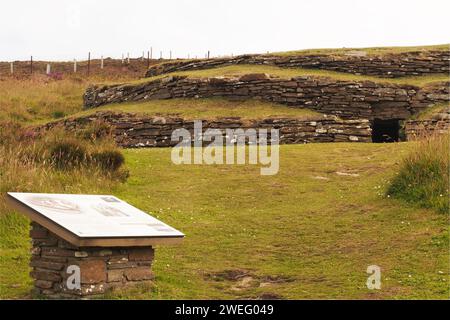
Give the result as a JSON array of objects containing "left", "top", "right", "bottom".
[
  {"left": 255, "top": 292, "right": 284, "bottom": 300},
  {"left": 205, "top": 269, "right": 295, "bottom": 292}
]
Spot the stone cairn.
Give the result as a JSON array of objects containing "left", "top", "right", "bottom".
[
  {"left": 144, "top": 51, "right": 450, "bottom": 78},
  {"left": 405, "top": 107, "right": 450, "bottom": 140},
  {"left": 30, "top": 222, "right": 154, "bottom": 299},
  {"left": 38, "top": 111, "right": 373, "bottom": 147},
  {"left": 83, "top": 74, "right": 448, "bottom": 122}
]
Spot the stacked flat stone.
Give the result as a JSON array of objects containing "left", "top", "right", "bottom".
[
  {"left": 30, "top": 222, "right": 154, "bottom": 299},
  {"left": 144, "top": 51, "right": 450, "bottom": 78},
  {"left": 37, "top": 111, "right": 373, "bottom": 146},
  {"left": 404, "top": 107, "right": 450, "bottom": 140},
  {"left": 83, "top": 74, "right": 448, "bottom": 121}
]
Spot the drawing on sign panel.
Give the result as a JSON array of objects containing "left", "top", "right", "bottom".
[
  {"left": 26, "top": 196, "right": 82, "bottom": 214},
  {"left": 101, "top": 196, "right": 120, "bottom": 203},
  {"left": 121, "top": 222, "right": 174, "bottom": 232},
  {"left": 92, "top": 203, "right": 129, "bottom": 217},
  {"left": 9, "top": 193, "right": 185, "bottom": 239}
]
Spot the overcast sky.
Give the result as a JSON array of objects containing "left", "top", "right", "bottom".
[{"left": 1, "top": 0, "right": 449, "bottom": 61}]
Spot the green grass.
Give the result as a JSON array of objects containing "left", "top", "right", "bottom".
[
  {"left": 270, "top": 44, "right": 449, "bottom": 56},
  {"left": 388, "top": 134, "right": 449, "bottom": 214},
  {"left": 411, "top": 102, "right": 449, "bottom": 120},
  {"left": 70, "top": 98, "right": 324, "bottom": 121},
  {"left": 0, "top": 212, "right": 32, "bottom": 298},
  {"left": 0, "top": 73, "right": 146, "bottom": 125},
  {"left": 0, "top": 77, "right": 85, "bottom": 124},
  {"left": 0, "top": 52, "right": 449, "bottom": 300},
  {"left": 130, "top": 64, "right": 449, "bottom": 88},
  {"left": 1, "top": 143, "right": 448, "bottom": 299}
]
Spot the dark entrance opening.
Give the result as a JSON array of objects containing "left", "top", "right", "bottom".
[{"left": 371, "top": 119, "right": 400, "bottom": 143}]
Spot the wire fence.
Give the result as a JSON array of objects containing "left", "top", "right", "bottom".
[
  {"left": 0, "top": 55, "right": 158, "bottom": 78},
  {"left": 0, "top": 50, "right": 222, "bottom": 78}
]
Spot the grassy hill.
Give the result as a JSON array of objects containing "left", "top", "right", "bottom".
[
  {"left": 1, "top": 143, "right": 448, "bottom": 299},
  {"left": 130, "top": 64, "right": 449, "bottom": 88},
  {"left": 66, "top": 98, "right": 323, "bottom": 121},
  {"left": 271, "top": 43, "right": 449, "bottom": 56},
  {"left": 0, "top": 44, "right": 448, "bottom": 300}
]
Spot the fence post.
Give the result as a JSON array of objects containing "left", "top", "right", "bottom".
[
  {"left": 101, "top": 55, "right": 104, "bottom": 69},
  {"left": 127, "top": 53, "right": 130, "bottom": 64},
  {"left": 147, "top": 51, "right": 150, "bottom": 69},
  {"left": 74, "top": 59, "right": 77, "bottom": 73},
  {"left": 46, "top": 64, "right": 51, "bottom": 75},
  {"left": 207, "top": 50, "right": 210, "bottom": 59},
  {"left": 30, "top": 56, "right": 33, "bottom": 75},
  {"left": 87, "top": 52, "right": 91, "bottom": 76},
  {"left": 10, "top": 62, "right": 13, "bottom": 74}
]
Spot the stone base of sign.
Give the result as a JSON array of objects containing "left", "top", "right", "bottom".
[{"left": 29, "top": 222, "right": 155, "bottom": 299}]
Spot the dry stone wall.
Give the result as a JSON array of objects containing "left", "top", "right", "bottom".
[
  {"left": 84, "top": 74, "right": 449, "bottom": 121},
  {"left": 30, "top": 222, "right": 154, "bottom": 299},
  {"left": 38, "top": 111, "right": 373, "bottom": 146},
  {"left": 404, "top": 107, "right": 450, "bottom": 140},
  {"left": 405, "top": 119, "right": 449, "bottom": 140},
  {"left": 145, "top": 51, "right": 449, "bottom": 78}
]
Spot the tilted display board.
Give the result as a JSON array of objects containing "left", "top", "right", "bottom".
[{"left": 6, "top": 192, "right": 184, "bottom": 247}]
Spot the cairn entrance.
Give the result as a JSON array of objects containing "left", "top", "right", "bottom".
[{"left": 371, "top": 119, "right": 401, "bottom": 143}]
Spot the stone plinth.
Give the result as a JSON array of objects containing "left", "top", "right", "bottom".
[{"left": 30, "top": 222, "right": 155, "bottom": 299}]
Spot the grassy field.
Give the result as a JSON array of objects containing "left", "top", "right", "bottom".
[
  {"left": 0, "top": 64, "right": 445, "bottom": 126},
  {"left": 0, "top": 45, "right": 448, "bottom": 300},
  {"left": 270, "top": 44, "right": 449, "bottom": 56},
  {"left": 72, "top": 98, "right": 323, "bottom": 121},
  {"left": 132, "top": 64, "right": 449, "bottom": 88},
  {"left": 0, "top": 143, "right": 122, "bottom": 299},
  {"left": 1, "top": 143, "right": 448, "bottom": 299},
  {"left": 0, "top": 74, "right": 143, "bottom": 124},
  {"left": 0, "top": 77, "right": 85, "bottom": 123}
]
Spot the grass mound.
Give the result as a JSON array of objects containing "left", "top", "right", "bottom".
[
  {"left": 134, "top": 64, "right": 448, "bottom": 88},
  {"left": 388, "top": 134, "right": 449, "bottom": 213},
  {"left": 75, "top": 98, "right": 323, "bottom": 121}
]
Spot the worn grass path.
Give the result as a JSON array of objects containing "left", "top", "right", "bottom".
[{"left": 1, "top": 143, "right": 448, "bottom": 299}]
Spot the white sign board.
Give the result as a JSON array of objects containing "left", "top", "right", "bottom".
[{"left": 7, "top": 192, "right": 184, "bottom": 239}]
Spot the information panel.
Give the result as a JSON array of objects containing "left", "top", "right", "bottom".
[{"left": 7, "top": 192, "right": 184, "bottom": 239}]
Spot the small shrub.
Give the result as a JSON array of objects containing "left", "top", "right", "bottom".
[
  {"left": 387, "top": 133, "right": 449, "bottom": 213},
  {"left": 52, "top": 111, "right": 66, "bottom": 119},
  {"left": 80, "top": 120, "right": 113, "bottom": 141},
  {"left": 91, "top": 149, "right": 125, "bottom": 172},
  {"left": 49, "top": 140, "right": 88, "bottom": 169}
]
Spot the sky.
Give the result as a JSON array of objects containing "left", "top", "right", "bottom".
[{"left": 1, "top": 0, "right": 449, "bottom": 61}]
